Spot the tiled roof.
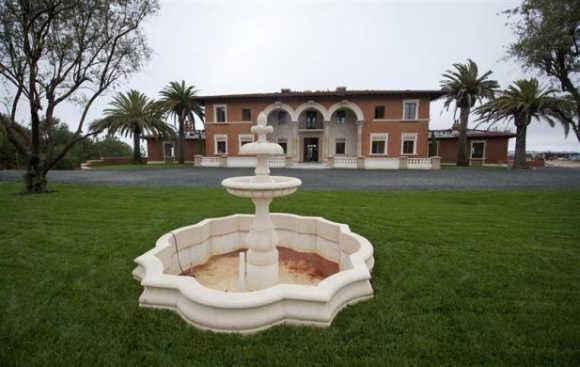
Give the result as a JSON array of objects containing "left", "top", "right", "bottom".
[{"left": 195, "top": 89, "right": 445, "bottom": 102}]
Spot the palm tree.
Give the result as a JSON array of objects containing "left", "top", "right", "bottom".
[
  {"left": 475, "top": 78, "right": 573, "bottom": 168},
  {"left": 158, "top": 81, "right": 204, "bottom": 164},
  {"left": 91, "top": 90, "right": 173, "bottom": 163},
  {"left": 441, "top": 59, "right": 499, "bottom": 166}
]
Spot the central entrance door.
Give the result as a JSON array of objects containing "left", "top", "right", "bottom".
[{"left": 303, "top": 137, "right": 319, "bottom": 162}]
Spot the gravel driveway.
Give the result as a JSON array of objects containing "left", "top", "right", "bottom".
[{"left": 1, "top": 167, "right": 580, "bottom": 191}]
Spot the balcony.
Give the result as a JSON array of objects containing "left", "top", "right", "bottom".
[{"left": 298, "top": 120, "right": 324, "bottom": 130}]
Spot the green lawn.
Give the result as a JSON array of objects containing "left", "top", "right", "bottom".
[{"left": 1, "top": 183, "right": 579, "bottom": 366}]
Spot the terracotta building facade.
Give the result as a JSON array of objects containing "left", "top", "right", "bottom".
[
  {"left": 145, "top": 131, "right": 204, "bottom": 163},
  {"left": 192, "top": 88, "right": 443, "bottom": 169},
  {"left": 429, "top": 129, "right": 515, "bottom": 166}
]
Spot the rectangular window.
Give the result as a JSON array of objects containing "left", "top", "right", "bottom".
[
  {"left": 403, "top": 100, "right": 418, "bottom": 121},
  {"left": 215, "top": 105, "right": 227, "bottom": 122},
  {"left": 238, "top": 134, "right": 253, "bottom": 149},
  {"left": 370, "top": 134, "right": 388, "bottom": 155},
  {"left": 214, "top": 135, "right": 228, "bottom": 154},
  {"left": 471, "top": 141, "right": 485, "bottom": 159},
  {"left": 241, "top": 108, "right": 251, "bottom": 121},
  {"left": 335, "top": 138, "right": 346, "bottom": 155},
  {"left": 401, "top": 133, "right": 417, "bottom": 155},
  {"left": 336, "top": 110, "right": 346, "bottom": 124},
  {"left": 374, "top": 106, "right": 385, "bottom": 119},
  {"left": 278, "top": 138, "right": 287, "bottom": 154},
  {"left": 277, "top": 110, "right": 288, "bottom": 125}
]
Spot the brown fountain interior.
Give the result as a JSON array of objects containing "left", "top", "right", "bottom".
[{"left": 181, "top": 246, "right": 339, "bottom": 292}]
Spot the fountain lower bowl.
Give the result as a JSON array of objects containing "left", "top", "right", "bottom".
[{"left": 133, "top": 213, "right": 374, "bottom": 334}]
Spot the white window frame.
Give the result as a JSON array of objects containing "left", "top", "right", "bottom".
[
  {"left": 214, "top": 104, "right": 228, "bottom": 123},
  {"left": 334, "top": 137, "right": 347, "bottom": 156},
  {"left": 470, "top": 140, "right": 486, "bottom": 159},
  {"left": 370, "top": 133, "right": 389, "bottom": 155},
  {"left": 214, "top": 134, "right": 228, "bottom": 155},
  {"left": 238, "top": 134, "right": 254, "bottom": 150},
  {"left": 402, "top": 100, "right": 419, "bottom": 121},
  {"left": 401, "top": 133, "right": 418, "bottom": 155}
]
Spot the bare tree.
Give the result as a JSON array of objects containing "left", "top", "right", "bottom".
[{"left": 0, "top": 0, "right": 158, "bottom": 192}]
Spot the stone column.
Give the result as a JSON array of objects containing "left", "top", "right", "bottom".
[
  {"left": 356, "top": 121, "right": 364, "bottom": 157},
  {"left": 322, "top": 120, "right": 331, "bottom": 162},
  {"left": 294, "top": 130, "right": 300, "bottom": 163}
]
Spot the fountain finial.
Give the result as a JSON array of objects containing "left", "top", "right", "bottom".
[{"left": 237, "top": 112, "right": 283, "bottom": 179}]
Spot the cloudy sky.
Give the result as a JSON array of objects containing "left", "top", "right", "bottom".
[{"left": 7, "top": 0, "right": 580, "bottom": 151}]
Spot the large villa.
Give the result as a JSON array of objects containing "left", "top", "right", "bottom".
[{"left": 145, "top": 87, "right": 513, "bottom": 169}]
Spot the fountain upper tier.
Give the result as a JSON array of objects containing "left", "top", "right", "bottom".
[{"left": 221, "top": 120, "right": 301, "bottom": 198}]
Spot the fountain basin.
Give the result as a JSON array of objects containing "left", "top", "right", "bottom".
[{"left": 133, "top": 213, "right": 374, "bottom": 334}]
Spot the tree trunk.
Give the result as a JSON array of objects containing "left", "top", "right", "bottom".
[
  {"left": 177, "top": 112, "right": 185, "bottom": 164},
  {"left": 456, "top": 106, "right": 470, "bottom": 166},
  {"left": 26, "top": 84, "right": 47, "bottom": 193},
  {"left": 24, "top": 157, "right": 48, "bottom": 193},
  {"left": 513, "top": 124, "right": 528, "bottom": 169},
  {"left": 133, "top": 130, "right": 142, "bottom": 163}
]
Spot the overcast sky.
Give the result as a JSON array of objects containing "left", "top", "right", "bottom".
[{"left": 6, "top": 0, "right": 580, "bottom": 152}]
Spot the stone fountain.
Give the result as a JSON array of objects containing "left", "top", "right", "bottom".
[{"left": 133, "top": 113, "right": 374, "bottom": 334}]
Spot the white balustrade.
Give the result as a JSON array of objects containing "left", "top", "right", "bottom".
[
  {"left": 200, "top": 156, "right": 220, "bottom": 167},
  {"left": 407, "top": 158, "right": 433, "bottom": 170},
  {"left": 333, "top": 157, "right": 358, "bottom": 169}
]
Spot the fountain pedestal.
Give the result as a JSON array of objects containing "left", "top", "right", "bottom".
[
  {"left": 222, "top": 124, "right": 301, "bottom": 290},
  {"left": 246, "top": 196, "right": 278, "bottom": 289}
]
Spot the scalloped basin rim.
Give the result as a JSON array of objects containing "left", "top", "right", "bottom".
[
  {"left": 133, "top": 213, "right": 375, "bottom": 333},
  {"left": 221, "top": 176, "right": 302, "bottom": 191}
]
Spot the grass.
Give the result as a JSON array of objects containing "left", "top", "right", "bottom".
[{"left": 0, "top": 183, "right": 579, "bottom": 366}]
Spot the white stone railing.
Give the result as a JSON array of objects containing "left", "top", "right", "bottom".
[
  {"left": 268, "top": 156, "right": 286, "bottom": 168},
  {"left": 199, "top": 156, "right": 220, "bottom": 167},
  {"left": 227, "top": 156, "right": 256, "bottom": 168},
  {"left": 333, "top": 156, "right": 358, "bottom": 169},
  {"left": 364, "top": 157, "right": 401, "bottom": 170},
  {"left": 195, "top": 155, "right": 441, "bottom": 170},
  {"left": 194, "top": 155, "right": 288, "bottom": 168},
  {"left": 407, "top": 157, "right": 432, "bottom": 170}
]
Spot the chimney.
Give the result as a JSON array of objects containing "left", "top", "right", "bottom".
[
  {"left": 335, "top": 86, "right": 347, "bottom": 92},
  {"left": 280, "top": 88, "right": 291, "bottom": 93}
]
